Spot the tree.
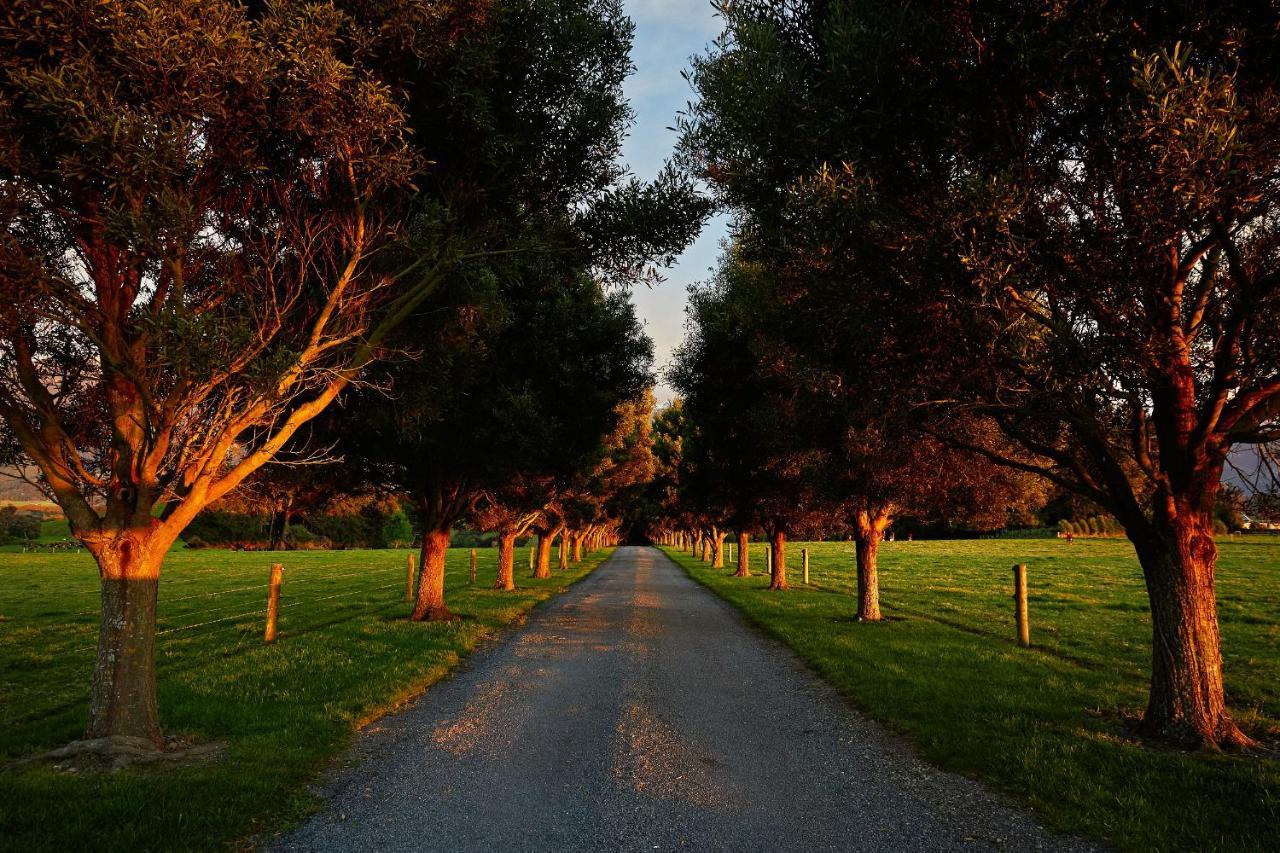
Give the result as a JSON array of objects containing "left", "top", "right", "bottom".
[
  {"left": 341, "top": 267, "right": 653, "bottom": 615},
  {"left": 670, "top": 257, "right": 841, "bottom": 591},
  {"left": 680, "top": 0, "right": 1280, "bottom": 746},
  {"left": 0, "top": 0, "right": 703, "bottom": 748},
  {"left": 0, "top": 0, "right": 465, "bottom": 748}
]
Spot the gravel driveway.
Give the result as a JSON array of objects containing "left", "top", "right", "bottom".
[{"left": 273, "top": 546, "right": 1099, "bottom": 852}]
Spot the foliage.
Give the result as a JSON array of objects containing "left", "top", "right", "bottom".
[{"left": 677, "top": 0, "right": 1280, "bottom": 746}]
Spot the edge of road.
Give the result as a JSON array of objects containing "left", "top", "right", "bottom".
[
  {"left": 259, "top": 546, "right": 622, "bottom": 849},
  {"left": 654, "top": 544, "right": 1106, "bottom": 853}
]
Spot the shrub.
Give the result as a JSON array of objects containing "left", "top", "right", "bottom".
[{"left": 381, "top": 509, "right": 413, "bottom": 549}]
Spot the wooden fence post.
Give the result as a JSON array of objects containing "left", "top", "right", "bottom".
[
  {"left": 470, "top": 548, "right": 478, "bottom": 586},
  {"left": 265, "top": 563, "right": 283, "bottom": 643},
  {"left": 1013, "top": 564, "right": 1030, "bottom": 647},
  {"left": 766, "top": 545, "right": 772, "bottom": 574},
  {"left": 802, "top": 548, "right": 810, "bottom": 585},
  {"left": 406, "top": 552, "right": 416, "bottom": 601}
]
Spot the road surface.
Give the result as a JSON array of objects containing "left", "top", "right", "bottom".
[{"left": 275, "top": 546, "right": 1096, "bottom": 852}]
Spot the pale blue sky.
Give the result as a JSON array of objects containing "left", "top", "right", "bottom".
[{"left": 621, "top": 0, "right": 729, "bottom": 402}]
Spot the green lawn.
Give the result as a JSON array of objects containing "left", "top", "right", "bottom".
[
  {"left": 664, "top": 538, "right": 1280, "bottom": 852},
  {"left": 0, "top": 545, "right": 610, "bottom": 852}
]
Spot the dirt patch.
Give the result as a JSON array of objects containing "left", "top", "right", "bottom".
[{"left": 9, "top": 735, "right": 226, "bottom": 773}]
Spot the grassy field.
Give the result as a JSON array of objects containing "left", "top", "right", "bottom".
[
  {"left": 663, "top": 538, "right": 1280, "bottom": 852},
  {"left": 0, "top": 544, "right": 611, "bottom": 852}
]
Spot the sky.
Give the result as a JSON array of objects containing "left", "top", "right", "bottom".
[{"left": 620, "top": 1, "right": 730, "bottom": 403}]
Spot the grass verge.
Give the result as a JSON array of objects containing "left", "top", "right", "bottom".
[
  {"left": 662, "top": 538, "right": 1279, "bottom": 852},
  {"left": 0, "top": 545, "right": 611, "bottom": 851}
]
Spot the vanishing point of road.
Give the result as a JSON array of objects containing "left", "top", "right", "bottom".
[{"left": 276, "top": 546, "right": 1097, "bottom": 852}]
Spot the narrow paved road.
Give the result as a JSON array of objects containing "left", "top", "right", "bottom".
[{"left": 276, "top": 547, "right": 1096, "bottom": 852}]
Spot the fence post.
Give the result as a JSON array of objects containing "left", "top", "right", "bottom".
[
  {"left": 406, "top": 552, "right": 416, "bottom": 601},
  {"left": 802, "top": 548, "right": 810, "bottom": 585},
  {"left": 469, "top": 548, "right": 478, "bottom": 586},
  {"left": 265, "top": 563, "right": 283, "bottom": 644},
  {"left": 529, "top": 543, "right": 535, "bottom": 571},
  {"left": 1013, "top": 564, "right": 1030, "bottom": 647},
  {"left": 766, "top": 545, "right": 773, "bottom": 574}
]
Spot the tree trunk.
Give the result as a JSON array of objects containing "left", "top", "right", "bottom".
[
  {"left": 559, "top": 528, "right": 569, "bottom": 570},
  {"left": 699, "top": 535, "right": 710, "bottom": 561},
  {"left": 854, "top": 533, "right": 882, "bottom": 621},
  {"left": 495, "top": 531, "right": 517, "bottom": 591},
  {"left": 533, "top": 530, "right": 553, "bottom": 579},
  {"left": 769, "top": 529, "right": 787, "bottom": 590},
  {"left": 1132, "top": 513, "right": 1253, "bottom": 748},
  {"left": 712, "top": 531, "right": 726, "bottom": 568},
  {"left": 269, "top": 500, "right": 285, "bottom": 551},
  {"left": 87, "top": 532, "right": 165, "bottom": 747},
  {"left": 411, "top": 527, "right": 454, "bottom": 621},
  {"left": 572, "top": 532, "right": 583, "bottom": 562},
  {"left": 853, "top": 508, "right": 890, "bottom": 621},
  {"left": 734, "top": 531, "right": 750, "bottom": 577}
]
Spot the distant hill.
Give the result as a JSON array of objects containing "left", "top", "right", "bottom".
[{"left": 0, "top": 471, "right": 49, "bottom": 503}]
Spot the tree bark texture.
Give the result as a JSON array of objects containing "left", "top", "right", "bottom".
[
  {"left": 533, "top": 530, "right": 553, "bottom": 579},
  {"left": 735, "top": 531, "right": 750, "bottom": 577},
  {"left": 411, "top": 527, "right": 454, "bottom": 621},
  {"left": 495, "top": 531, "right": 517, "bottom": 591},
  {"left": 87, "top": 530, "right": 166, "bottom": 747},
  {"left": 769, "top": 529, "right": 787, "bottom": 590},
  {"left": 853, "top": 508, "right": 891, "bottom": 622},
  {"left": 1133, "top": 511, "right": 1252, "bottom": 747}
]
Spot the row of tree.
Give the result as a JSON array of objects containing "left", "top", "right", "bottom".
[
  {"left": 656, "top": 0, "right": 1280, "bottom": 750},
  {"left": 0, "top": 0, "right": 702, "bottom": 749}
]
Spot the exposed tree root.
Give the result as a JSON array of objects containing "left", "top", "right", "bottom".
[{"left": 11, "top": 736, "right": 226, "bottom": 773}]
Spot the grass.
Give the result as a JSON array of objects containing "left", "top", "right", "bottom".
[
  {"left": 0, "top": 544, "right": 611, "bottom": 852},
  {"left": 663, "top": 537, "right": 1280, "bottom": 852}
]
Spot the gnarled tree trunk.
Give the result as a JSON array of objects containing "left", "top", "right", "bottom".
[
  {"left": 412, "top": 527, "right": 454, "bottom": 621},
  {"left": 712, "top": 530, "right": 726, "bottom": 568},
  {"left": 86, "top": 528, "right": 168, "bottom": 748},
  {"left": 495, "top": 531, "right": 517, "bottom": 590},
  {"left": 533, "top": 528, "right": 555, "bottom": 579},
  {"left": 559, "top": 528, "right": 569, "bottom": 570},
  {"left": 1132, "top": 511, "right": 1253, "bottom": 748},
  {"left": 734, "top": 531, "right": 750, "bottom": 577},
  {"left": 853, "top": 507, "right": 892, "bottom": 622},
  {"left": 768, "top": 529, "right": 787, "bottom": 590}
]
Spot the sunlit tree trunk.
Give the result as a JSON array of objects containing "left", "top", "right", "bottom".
[
  {"left": 495, "top": 531, "right": 517, "bottom": 591},
  {"left": 572, "top": 531, "right": 583, "bottom": 562},
  {"left": 712, "top": 530, "right": 726, "bottom": 568},
  {"left": 86, "top": 526, "right": 170, "bottom": 747},
  {"left": 734, "top": 531, "right": 750, "bottom": 577},
  {"left": 853, "top": 506, "right": 892, "bottom": 622},
  {"left": 559, "top": 528, "right": 569, "bottom": 570},
  {"left": 412, "top": 527, "right": 454, "bottom": 621},
  {"left": 1131, "top": 506, "right": 1253, "bottom": 748},
  {"left": 768, "top": 529, "right": 787, "bottom": 590},
  {"left": 533, "top": 528, "right": 554, "bottom": 579}
]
